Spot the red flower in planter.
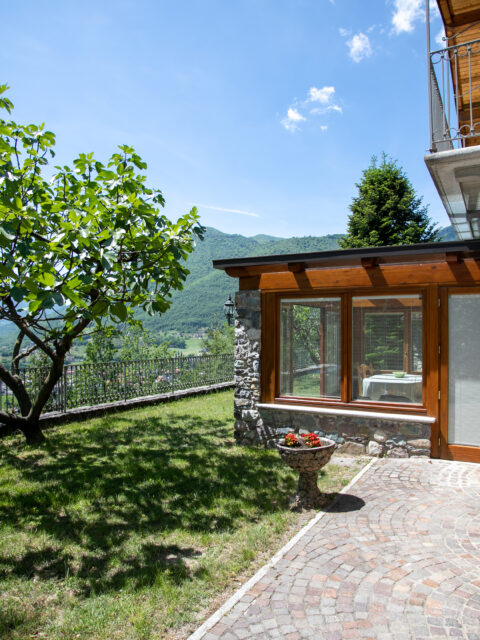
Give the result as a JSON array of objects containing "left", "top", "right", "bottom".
[
  {"left": 284, "top": 433, "right": 299, "bottom": 447},
  {"left": 284, "top": 432, "right": 323, "bottom": 448},
  {"left": 302, "top": 433, "right": 322, "bottom": 448}
]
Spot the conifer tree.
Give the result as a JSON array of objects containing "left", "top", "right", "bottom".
[{"left": 340, "top": 154, "right": 439, "bottom": 249}]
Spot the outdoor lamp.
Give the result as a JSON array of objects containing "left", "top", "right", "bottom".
[{"left": 223, "top": 294, "right": 235, "bottom": 326}]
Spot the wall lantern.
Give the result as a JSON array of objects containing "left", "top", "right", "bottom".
[{"left": 223, "top": 294, "right": 235, "bottom": 326}]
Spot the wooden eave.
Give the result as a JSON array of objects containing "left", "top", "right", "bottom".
[
  {"left": 223, "top": 251, "right": 464, "bottom": 277},
  {"left": 215, "top": 240, "right": 480, "bottom": 279},
  {"left": 437, "top": 0, "right": 480, "bottom": 28}
]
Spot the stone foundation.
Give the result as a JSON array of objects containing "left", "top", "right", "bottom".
[
  {"left": 258, "top": 407, "right": 432, "bottom": 458},
  {"left": 233, "top": 288, "right": 432, "bottom": 458}
]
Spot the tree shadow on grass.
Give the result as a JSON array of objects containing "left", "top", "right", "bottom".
[
  {"left": 0, "top": 411, "right": 296, "bottom": 594},
  {"left": 0, "top": 542, "right": 203, "bottom": 594}
]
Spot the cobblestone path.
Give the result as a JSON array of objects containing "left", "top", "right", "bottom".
[{"left": 194, "top": 459, "right": 480, "bottom": 640}]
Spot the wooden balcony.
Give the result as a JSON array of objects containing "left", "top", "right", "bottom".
[{"left": 426, "top": 1, "right": 480, "bottom": 239}]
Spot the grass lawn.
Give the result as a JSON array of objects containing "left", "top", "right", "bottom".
[
  {"left": 0, "top": 391, "right": 366, "bottom": 640},
  {"left": 175, "top": 337, "right": 203, "bottom": 356}
]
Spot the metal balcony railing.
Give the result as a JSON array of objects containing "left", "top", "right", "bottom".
[{"left": 429, "top": 38, "right": 480, "bottom": 152}]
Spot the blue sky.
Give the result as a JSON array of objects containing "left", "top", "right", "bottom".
[{"left": 1, "top": 0, "right": 448, "bottom": 238}]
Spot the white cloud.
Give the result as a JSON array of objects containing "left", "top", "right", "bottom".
[
  {"left": 308, "top": 86, "right": 336, "bottom": 104},
  {"left": 320, "top": 125, "right": 328, "bottom": 131},
  {"left": 281, "top": 107, "right": 306, "bottom": 132},
  {"left": 391, "top": 0, "right": 438, "bottom": 35},
  {"left": 392, "top": 0, "right": 423, "bottom": 33},
  {"left": 347, "top": 32, "right": 373, "bottom": 62},
  {"left": 281, "top": 86, "right": 342, "bottom": 132},
  {"left": 197, "top": 203, "right": 260, "bottom": 218},
  {"left": 287, "top": 107, "right": 305, "bottom": 121},
  {"left": 339, "top": 27, "right": 351, "bottom": 37},
  {"left": 429, "top": 0, "right": 440, "bottom": 19},
  {"left": 310, "top": 104, "right": 343, "bottom": 115}
]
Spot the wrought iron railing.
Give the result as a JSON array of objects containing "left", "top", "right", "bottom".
[
  {"left": 0, "top": 354, "right": 234, "bottom": 415},
  {"left": 429, "top": 38, "right": 480, "bottom": 151}
]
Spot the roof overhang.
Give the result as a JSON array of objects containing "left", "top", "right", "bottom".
[
  {"left": 213, "top": 238, "right": 480, "bottom": 276},
  {"left": 425, "top": 146, "right": 480, "bottom": 240}
]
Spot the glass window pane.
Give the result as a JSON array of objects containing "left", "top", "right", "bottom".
[
  {"left": 279, "top": 298, "right": 341, "bottom": 399},
  {"left": 448, "top": 294, "right": 480, "bottom": 446},
  {"left": 352, "top": 295, "right": 423, "bottom": 404}
]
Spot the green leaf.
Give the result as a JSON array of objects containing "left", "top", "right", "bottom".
[
  {"left": 61, "top": 285, "right": 87, "bottom": 308},
  {"left": 37, "top": 272, "right": 55, "bottom": 287},
  {"left": 111, "top": 301, "right": 128, "bottom": 322},
  {"left": 0, "top": 224, "right": 15, "bottom": 241},
  {"left": 10, "top": 286, "right": 28, "bottom": 302},
  {"left": 0, "top": 264, "right": 14, "bottom": 278},
  {"left": 52, "top": 292, "right": 65, "bottom": 306},
  {"left": 91, "top": 299, "right": 108, "bottom": 316},
  {"left": 28, "top": 298, "right": 44, "bottom": 313}
]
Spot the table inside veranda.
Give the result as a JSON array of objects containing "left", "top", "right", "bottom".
[{"left": 362, "top": 374, "right": 422, "bottom": 403}]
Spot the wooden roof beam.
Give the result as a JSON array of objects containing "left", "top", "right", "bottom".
[
  {"left": 447, "top": 9, "right": 480, "bottom": 28},
  {"left": 287, "top": 262, "right": 306, "bottom": 273},
  {"left": 445, "top": 251, "right": 463, "bottom": 264},
  {"left": 361, "top": 256, "right": 378, "bottom": 269},
  {"left": 437, "top": 0, "right": 453, "bottom": 26}
]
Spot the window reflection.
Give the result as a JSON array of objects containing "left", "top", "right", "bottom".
[
  {"left": 279, "top": 298, "right": 341, "bottom": 399},
  {"left": 352, "top": 295, "right": 423, "bottom": 404}
]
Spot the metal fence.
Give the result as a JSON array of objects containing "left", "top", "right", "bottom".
[
  {"left": 0, "top": 353, "right": 234, "bottom": 415},
  {"left": 429, "top": 38, "right": 480, "bottom": 151}
]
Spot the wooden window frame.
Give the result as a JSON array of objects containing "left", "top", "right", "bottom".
[{"left": 261, "top": 286, "right": 431, "bottom": 416}]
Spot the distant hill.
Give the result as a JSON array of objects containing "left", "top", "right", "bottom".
[
  {"left": 142, "top": 227, "right": 344, "bottom": 334},
  {"left": 438, "top": 225, "right": 456, "bottom": 241}
]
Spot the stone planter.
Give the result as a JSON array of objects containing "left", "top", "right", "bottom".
[{"left": 277, "top": 438, "right": 336, "bottom": 510}]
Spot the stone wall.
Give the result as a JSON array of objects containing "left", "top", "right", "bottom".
[
  {"left": 258, "top": 407, "right": 432, "bottom": 458},
  {"left": 233, "top": 288, "right": 432, "bottom": 458},
  {"left": 233, "top": 290, "right": 275, "bottom": 445}
]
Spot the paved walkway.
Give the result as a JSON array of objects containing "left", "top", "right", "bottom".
[{"left": 192, "top": 459, "right": 480, "bottom": 640}]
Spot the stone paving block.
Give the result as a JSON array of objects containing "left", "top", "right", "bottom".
[{"left": 189, "top": 459, "right": 480, "bottom": 640}]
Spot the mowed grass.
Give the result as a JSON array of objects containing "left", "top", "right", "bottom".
[
  {"left": 175, "top": 337, "right": 203, "bottom": 355},
  {"left": 0, "top": 391, "right": 365, "bottom": 640}
]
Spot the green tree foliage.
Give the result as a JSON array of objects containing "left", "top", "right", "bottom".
[
  {"left": 119, "top": 325, "right": 172, "bottom": 361},
  {"left": 156, "top": 331, "right": 186, "bottom": 350},
  {"left": 85, "top": 329, "right": 116, "bottom": 363},
  {"left": 340, "top": 154, "right": 440, "bottom": 249},
  {"left": 0, "top": 85, "right": 203, "bottom": 443},
  {"left": 201, "top": 316, "right": 234, "bottom": 355}
]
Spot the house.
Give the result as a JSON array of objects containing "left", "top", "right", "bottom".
[
  {"left": 214, "top": 240, "right": 480, "bottom": 463},
  {"left": 213, "top": 1, "right": 480, "bottom": 464}
]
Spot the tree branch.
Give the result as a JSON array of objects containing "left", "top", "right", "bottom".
[
  {"left": 4, "top": 297, "right": 56, "bottom": 361},
  {"left": 0, "top": 361, "right": 32, "bottom": 417},
  {"left": 12, "top": 344, "right": 38, "bottom": 367},
  {"left": 11, "top": 329, "right": 25, "bottom": 375}
]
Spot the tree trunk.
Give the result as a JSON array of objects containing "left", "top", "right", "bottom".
[{"left": 20, "top": 418, "right": 46, "bottom": 445}]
